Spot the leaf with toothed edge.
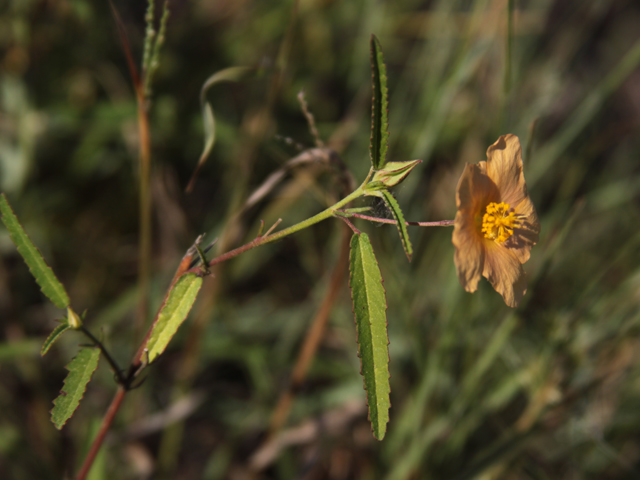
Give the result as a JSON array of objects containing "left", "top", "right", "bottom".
[
  {"left": 369, "top": 35, "right": 390, "bottom": 170},
  {"left": 41, "top": 323, "right": 71, "bottom": 356},
  {"left": 349, "top": 232, "right": 390, "bottom": 440},
  {"left": 145, "top": 273, "right": 203, "bottom": 363},
  {"left": 51, "top": 347, "right": 100, "bottom": 429},
  {"left": 0, "top": 194, "right": 70, "bottom": 309},
  {"left": 379, "top": 190, "right": 413, "bottom": 261}
]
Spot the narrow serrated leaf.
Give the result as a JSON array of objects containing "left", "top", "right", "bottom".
[
  {"left": 0, "top": 194, "right": 70, "bottom": 308},
  {"left": 369, "top": 35, "right": 390, "bottom": 170},
  {"left": 380, "top": 190, "right": 413, "bottom": 261},
  {"left": 146, "top": 273, "right": 203, "bottom": 363},
  {"left": 51, "top": 347, "right": 100, "bottom": 429},
  {"left": 41, "top": 323, "right": 71, "bottom": 356},
  {"left": 349, "top": 233, "right": 390, "bottom": 440}
]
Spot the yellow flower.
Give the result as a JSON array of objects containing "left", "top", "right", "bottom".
[{"left": 452, "top": 134, "right": 540, "bottom": 307}]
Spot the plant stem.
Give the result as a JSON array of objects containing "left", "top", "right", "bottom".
[
  {"left": 338, "top": 215, "right": 361, "bottom": 234},
  {"left": 73, "top": 241, "right": 203, "bottom": 480},
  {"left": 200, "top": 184, "right": 367, "bottom": 270},
  {"left": 79, "top": 327, "right": 127, "bottom": 387},
  {"left": 74, "top": 182, "right": 367, "bottom": 480},
  {"left": 74, "top": 387, "right": 126, "bottom": 480},
  {"left": 136, "top": 88, "right": 152, "bottom": 345},
  {"left": 339, "top": 211, "right": 455, "bottom": 227}
]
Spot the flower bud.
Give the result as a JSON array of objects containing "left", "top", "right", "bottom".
[
  {"left": 368, "top": 160, "right": 421, "bottom": 190},
  {"left": 67, "top": 307, "right": 83, "bottom": 329}
]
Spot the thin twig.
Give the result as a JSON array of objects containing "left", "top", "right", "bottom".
[
  {"left": 339, "top": 210, "right": 455, "bottom": 227},
  {"left": 243, "top": 148, "right": 335, "bottom": 211},
  {"left": 79, "top": 327, "right": 127, "bottom": 387},
  {"left": 111, "top": 0, "right": 154, "bottom": 344},
  {"left": 109, "top": 1, "right": 141, "bottom": 91},
  {"left": 337, "top": 215, "right": 361, "bottom": 234},
  {"left": 298, "top": 90, "right": 325, "bottom": 148},
  {"left": 263, "top": 218, "right": 282, "bottom": 237},
  {"left": 135, "top": 79, "right": 152, "bottom": 346}
]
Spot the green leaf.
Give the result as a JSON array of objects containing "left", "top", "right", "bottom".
[
  {"left": 41, "top": 323, "right": 71, "bottom": 356},
  {"left": 380, "top": 190, "right": 413, "bottom": 261},
  {"left": 369, "top": 35, "right": 390, "bottom": 170},
  {"left": 349, "top": 232, "right": 390, "bottom": 440},
  {"left": 0, "top": 194, "right": 70, "bottom": 309},
  {"left": 51, "top": 347, "right": 100, "bottom": 429},
  {"left": 146, "top": 273, "right": 203, "bottom": 363}
]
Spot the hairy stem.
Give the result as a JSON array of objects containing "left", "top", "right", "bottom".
[
  {"left": 194, "top": 184, "right": 367, "bottom": 272},
  {"left": 339, "top": 211, "right": 455, "bottom": 227}
]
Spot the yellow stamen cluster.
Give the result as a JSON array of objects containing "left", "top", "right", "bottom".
[{"left": 482, "top": 202, "right": 519, "bottom": 243}]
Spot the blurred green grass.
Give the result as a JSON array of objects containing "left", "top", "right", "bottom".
[{"left": 2, "top": 0, "right": 640, "bottom": 478}]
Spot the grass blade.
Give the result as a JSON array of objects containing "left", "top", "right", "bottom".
[
  {"left": 41, "top": 323, "right": 71, "bottom": 356},
  {"left": 349, "top": 232, "right": 390, "bottom": 440},
  {"left": 146, "top": 273, "right": 203, "bottom": 363},
  {"left": 0, "top": 194, "right": 70, "bottom": 309},
  {"left": 380, "top": 190, "right": 413, "bottom": 261},
  {"left": 51, "top": 347, "right": 100, "bottom": 429},
  {"left": 529, "top": 37, "right": 640, "bottom": 187},
  {"left": 370, "top": 35, "right": 390, "bottom": 170},
  {"left": 187, "top": 66, "right": 254, "bottom": 192}
]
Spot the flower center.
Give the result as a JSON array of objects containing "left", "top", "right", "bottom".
[{"left": 482, "top": 202, "right": 519, "bottom": 243}]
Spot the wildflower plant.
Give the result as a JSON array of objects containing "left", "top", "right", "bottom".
[{"left": 0, "top": 21, "right": 540, "bottom": 480}]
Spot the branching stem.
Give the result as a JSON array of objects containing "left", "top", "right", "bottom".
[
  {"left": 79, "top": 327, "right": 128, "bottom": 387},
  {"left": 338, "top": 216, "right": 361, "bottom": 234},
  {"left": 183, "top": 179, "right": 369, "bottom": 273},
  {"left": 75, "top": 178, "right": 371, "bottom": 480}
]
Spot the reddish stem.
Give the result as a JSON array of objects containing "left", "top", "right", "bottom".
[
  {"left": 338, "top": 215, "right": 361, "bottom": 234},
  {"left": 343, "top": 211, "right": 455, "bottom": 227},
  {"left": 74, "top": 244, "right": 199, "bottom": 480},
  {"left": 74, "top": 387, "right": 126, "bottom": 480}
]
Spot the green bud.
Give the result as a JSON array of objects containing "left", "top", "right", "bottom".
[
  {"left": 67, "top": 307, "right": 83, "bottom": 330},
  {"left": 369, "top": 160, "right": 421, "bottom": 189}
]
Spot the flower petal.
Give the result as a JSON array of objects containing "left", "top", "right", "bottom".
[
  {"left": 482, "top": 242, "right": 528, "bottom": 307},
  {"left": 505, "top": 195, "right": 540, "bottom": 264},
  {"left": 452, "top": 164, "right": 498, "bottom": 292},
  {"left": 486, "top": 134, "right": 528, "bottom": 208},
  {"left": 453, "top": 215, "right": 484, "bottom": 292}
]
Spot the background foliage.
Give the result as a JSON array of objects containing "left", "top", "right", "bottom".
[{"left": 2, "top": 0, "right": 640, "bottom": 478}]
